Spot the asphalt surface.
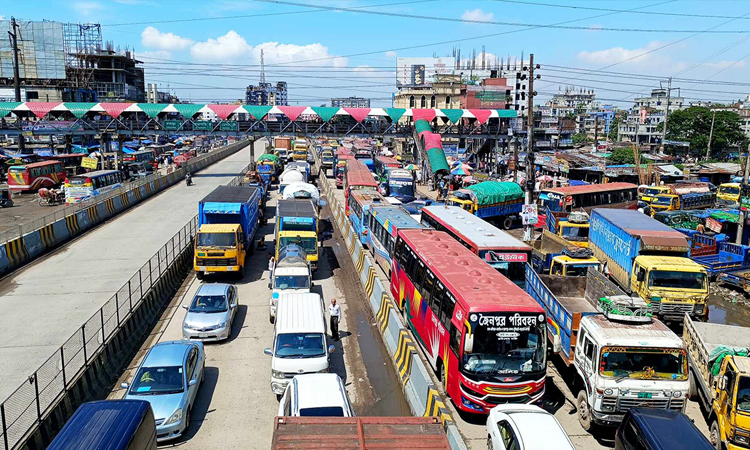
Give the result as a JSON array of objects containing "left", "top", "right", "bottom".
[
  {"left": 110, "top": 182, "right": 409, "bottom": 449},
  {"left": 0, "top": 142, "right": 258, "bottom": 403}
]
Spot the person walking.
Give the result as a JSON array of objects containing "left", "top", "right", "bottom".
[
  {"left": 328, "top": 298, "right": 341, "bottom": 340},
  {"left": 268, "top": 256, "right": 275, "bottom": 278}
]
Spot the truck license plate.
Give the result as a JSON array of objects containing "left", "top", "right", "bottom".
[{"left": 637, "top": 392, "right": 652, "bottom": 399}]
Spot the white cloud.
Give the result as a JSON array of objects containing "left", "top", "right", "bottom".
[
  {"left": 385, "top": 51, "right": 398, "bottom": 58},
  {"left": 0, "top": 15, "right": 5, "bottom": 21},
  {"left": 137, "top": 50, "right": 172, "bottom": 61},
  {"left": 576, "top": 41, "right": 686, "bottom": 73},
  {"left": 252, "top": 41, "right": 348, "bottom": 67},
  {"left": 190, "top": 31, "right": 253, "bottom": 62},
  {"left": 72, "top": 1, "right": 103, "bottom": 16},
  {"left": 141, "top": 27, "right": 193, "bottom": 51},
  {"left": 461, "top": 9, "right": 494, "bottom": 23}
]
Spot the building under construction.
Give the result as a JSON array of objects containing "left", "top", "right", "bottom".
[{"left": 0, "top": 19, "right": 145, "bottom": 102}]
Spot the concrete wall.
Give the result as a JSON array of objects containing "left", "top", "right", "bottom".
[
  {"left": 318, "top": 174, "right": 468, "bottom": 450},
  {"left": 0, "top": 141, "right": 247, "bottom": 277}
]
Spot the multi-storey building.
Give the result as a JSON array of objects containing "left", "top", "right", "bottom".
[
  {"left": 331, "top": 97, "right": 370, "bottom": 108},
  {"left": 245, "top": 81, "right": 288, "bottom": 106},
  {"left": 618, "top": 88, "right": 686, "bottom": 150}
]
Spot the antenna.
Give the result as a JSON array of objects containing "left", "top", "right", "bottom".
[{"left": 260, "top": 49, "right": 266, "bottom": 85}]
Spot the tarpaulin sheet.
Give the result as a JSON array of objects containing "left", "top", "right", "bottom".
[
  {"left": 710, "top": 345, "right": 748, "bottom": 376},
  {"left": 258, "top": 153, "right": 279, "bottom": 163},
  {"left": 312, "top": 107, "right": 339, "bottom": 122},
  {"left": 469, "top": 109, "right": 493, "bottom": 124},
  {"left": 278, "top": 106, "right": 307, "bottom": 122},
  {"left": 0, "top": 102, "right": 21, "bottom": 117},
  {"left": 415, "top": 119, "right": 432, "bottom": 137},
  {"left": 137, "top": 103, "right": 168, "bottom": 118},
  {"left": 203, "top": 202, "right": 241, "bottom": 214},
  {"left": 26, "top": 102, "right": 61, "bottom": 119},
  {"left": 440, "top": 109, "right": 464, "bottom": 124},
  {"left": 64, "top": 102, "right": 97, "bottom": 118},
  {"left": 207, "top": 104, "right": 239, "bottom": 120},
  {"left": 412, "top": 108, "right": 436, "bottom": 122},
  {"left": 386, "top": 108, "right": 406, "bottom": 122},
  {"left": 244, "top": 105, "right": 272, "bottom": 120},
  {"left": 496, "top": 109, "right": 518, "bottom": 118},
  {"left": 467, "top": 181, "right": 523, "bottom": 206},
  {"left": 344, "top": 108, "right": 371, "bottom": 123}
]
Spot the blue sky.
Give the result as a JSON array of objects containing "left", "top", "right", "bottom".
[{"left": 3, "top": 0, "right": 750, "bottom": 107}]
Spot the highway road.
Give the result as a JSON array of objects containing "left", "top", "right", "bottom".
[
  {"left": 0, "top": 142, "right": 259, "bottom": 402},
  {"left": 110, "top": 184, "right": 409, "bottom": 449}
]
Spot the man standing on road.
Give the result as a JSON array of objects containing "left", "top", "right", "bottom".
[{"left": 328, "top": 298, "right": 341, "bottom": 341}]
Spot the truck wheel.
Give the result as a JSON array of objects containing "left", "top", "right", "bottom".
[
  {"left": 502, "top": 216, "right": 514, "bottom": 230},
  {"left": 577, "top": 390, "right": 592, "bottom": 432},
  {"left": 196, "top": 271, "right": 204, "bottom": 281},
  {"left": 238, "top": 264, "right": 246, "bottom": 279},
  {"left": 269, "top": 313, "right": 275, "bottom": 324},
  {"left": 688, "top": 374, "right": 698, "bottom": 399},
  {"left": 709, "top": 420, "right": 722, "bottom": 450}
]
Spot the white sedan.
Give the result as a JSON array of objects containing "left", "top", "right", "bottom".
[{"left": 487, "top": 404, "right": 575, "bottom": 450}]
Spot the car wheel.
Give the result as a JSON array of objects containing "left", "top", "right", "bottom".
[
  {"left": 487, "top": 435, "right": 493, "bottom": 450},
  {"left": 184, "top": 407, "right": 191, "bottom": 433},
  {"left": 577, "top": 390, "right": 592, "bottom": 432},
  {"left": 709, "top": 420, "right": 722, "bottom": 450}
]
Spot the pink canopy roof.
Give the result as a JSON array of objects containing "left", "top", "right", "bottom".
[
  {"left": 422, "top": 131, "right": 443, "bottom": 150},
  {"left": 412, "top": 108, "right": 436, "bottom": 122},
  {"left": 208, "top": 104, "right": 239, "bottom": 120},
  {"left": 469, "top": 109, "right": 493, "bottom": 124},
  {"left": 344, "top": 108, "right": 371, "bottom": 123},
  {"left": 99, "top": 103, "right": 132, "bottom": 119},
  {"left": 26, "top": 102, "right": 61, "bottom": 119},
  {"left": 278, "top": 106, "right": 307, "bottom": 122}
]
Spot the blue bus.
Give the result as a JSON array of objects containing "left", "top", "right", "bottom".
[
  {"left": 346, "top": 189, "right": 385, "bottom": 245},
  {"left": 65, "top": 170, "right": 124, "bottom": 205},
  {"left": 386, "top": 168, "right": 416, "bottom": 203},
  {"left": 366, "top": 205, "right": 425, "bottom": 276}
]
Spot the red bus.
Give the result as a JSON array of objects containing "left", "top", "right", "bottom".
[
  {"left": 420, "top": 205, "right": 532, "bottom": 288},
  {"left": 392, "top": 229, "right": 547, "bottom": 413},
  {"left": 335, "top": 152, "right": 355, "bottom": 188},
  {"left": 538, "top": 182, "right": 638, "bottom": 215},
  {"left": 344, "top": 159, "right": 378, "bottom": 201},
  {"left": 8, "top": 160, "right": 66, "bottom": 192},
  {"left": 374, "top": 155, "right": 400, "bottom": 175}
]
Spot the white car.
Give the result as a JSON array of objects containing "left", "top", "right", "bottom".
[
  {"left": 487, "top": 404, "right": 575, "bottom": 450},
  {"left": 278, "top": 374, "right": 353, "bottom": 417}
]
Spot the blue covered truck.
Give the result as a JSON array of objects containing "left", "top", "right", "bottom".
[{"left": 194, "top": 185, "right": 260, "bottom": 279}]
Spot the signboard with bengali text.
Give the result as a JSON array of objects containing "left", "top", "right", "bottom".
[{"left": 80, "top": 157, "right": 98, "bottom": 169}]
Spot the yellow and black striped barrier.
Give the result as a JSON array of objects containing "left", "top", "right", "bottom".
[
  {"left": 39, "top": 225, "right": 55, "bottom": 250},
  {"left": 105, "top": 198, "right": 116, "bottom": 215},
  {"left": 394, "top": 330, "right": 416, "bottom": 386},
  {"left": 86, "top": 206, "right": 99, "bottom": 223},
  {"left": 425, "top": 388, "right": 453, "bottom": 427},
  {"left": 363, "top": 266, "right": 376, "bottom": 298},
  {"left": 65, "top": 214, "right": 80, "bottom": 235},
  {"left": 355, "top": 248, "right": 366, "bottom": 274},
  {"left": 376, "top": 293, "right": 392, "bottom": 332},
  {"left": 4, "top": 239, "right": 29, "bottom": 267}
]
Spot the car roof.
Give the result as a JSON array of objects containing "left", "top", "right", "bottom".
[
  {"left": 508, "top": 411, "right": 572, "bottom": 450},
  {"left": 143, "top": 341, "right": 192, "bottom": 367},
  {"left": 196, "top": 283, "right": 231, "bottom": 296},
  {"left": 47, "top": 400, "right": 152, "bottom": 450},
  {"left": 293, "top": 374, "right": 347, "bottom": 410},
  {"left": 629, "top": 408, "right": 713, "bottom": 450},
  {"left": 276, "top": 294, "right": 325, "bottom": 333}
]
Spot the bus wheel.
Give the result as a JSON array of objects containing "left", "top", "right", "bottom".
[
  {"left": 436, "top": 359, "right": 444, "bottom": 385},
  {"left": 502, "top": 216, "right": 514, "bottom": 230},
  {"left": 577, "top": 391, "right": 592, "bottom": 432}
]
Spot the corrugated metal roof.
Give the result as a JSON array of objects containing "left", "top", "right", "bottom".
[
  {"left": 277, "top": 199, "right": 317, "bottom": 218},
  {"left": 276, "top": 293, "right": 325, "bottom": 334},
  {"left": 543, "top": 182, "right": 637, "bottom": 196}
]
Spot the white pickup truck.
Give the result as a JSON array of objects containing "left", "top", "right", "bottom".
[{"left": 269, "top": 244, "right": 312, "bottom": 323}]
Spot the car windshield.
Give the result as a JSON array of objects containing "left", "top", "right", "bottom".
[
  {"left": 189, "top": 295, "right": 228, "bottom": 313},
  {"left": 721, "top": 186, "right": 740, "bottom": 196},
  {"left": 599, "top": 347, "right": 687, "bottom": 381},
  {"left": 299, "top": 406, "right": 345, "bottom": 417},
  {"left": 274, "top": 275, "right": 310, "bottom": 290},
  {"left": 561, "top": 226, "right": 589, "bottom": 240},
  {"left": 644, "top": 188, "right": 664, "bottom": 196},
  {"left": 564, "top": 264, "right": 598, "bottom": 277},
  {"left": 462, "top": 320, "right": 545, "bottom": 380},
  {"left": 653, "top": 196, "right": 674, "bottom": 206},
  {"left": 389, "top": 182, "right": 414, "bottom": 197},
  {"left": 130, "top": 366, "right": 184, "bottom": 395},
  {"left": 275, "top": 333, "right": 326, "bottom": 358},
  {"left": 279, "top": 237, "right": 317, "bottom": 253},
  {"left": 737, "top": 377, "right": 750, "bottom": 412},
  {"left": 197, "top": 232, "right": 236, "bottom": 248},
  {"left": 649, "top": 270, "right": 706, "bottom": 290}
]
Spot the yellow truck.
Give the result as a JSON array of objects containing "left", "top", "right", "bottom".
[
  {"left": 532, "top": 229, "right": 602, "bottom": 276},
  {"left": 275, "top": 199, "right": 319, "bottom": 270},
  {"left": 293, "top": 139, "right": 308, "bottom": 161},
  {"left": 684, "top": 314, "right": 750, "bottom": 449},
  {"left": 546, "top": 210, "right": 589, "bottom": 248},
  {"left": 718, "top": 182, "right": 741, "bottom": 204},
  {"left": 194, "top": 186, "right": 260, "bottom": 279}
]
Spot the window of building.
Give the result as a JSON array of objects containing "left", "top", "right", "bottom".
[
  {"left": 409, "top": 95, "right": 415, "bottom": 108},
  {"left": 26, "top": 92, "right": 39, "bottom": 100},
  {"left": 430, "top": 95, "right": 436, "bottom": 108},
  {"left": 445, "top": 96, "right": 451, "bottom": 105},
  {"left": 420, "top": 95, "right": 426, "bottom": 108}
]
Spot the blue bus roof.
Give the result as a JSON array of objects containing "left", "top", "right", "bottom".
[
  {"left": 371, "top": 206, "right": 424, "bottom": 230},
  {"left": 47, "top": 400, "right": 152, "bottom": 450}
]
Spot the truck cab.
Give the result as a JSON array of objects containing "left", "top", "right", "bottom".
[
  {"left": 629, "top": 256, "right": 709, "bottom": 321},
  {"left": 550, "top": 255, "right": 602, "bottom": 277},
  {"left": 195, "top": 224, "right": 248, "bottom": 279},
  {"left": 321, "top": 151, "right": 334, "bottom": 170},
  {"left": 718, "top": 182, "right": 740, "bottom": 205},
  {"left": 640, "top": 186, "right": 672, "bottom": 204}
]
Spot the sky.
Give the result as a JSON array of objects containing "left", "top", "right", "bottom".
[{"left": 3, "top": 0, "right": 750, "bottom": 108}]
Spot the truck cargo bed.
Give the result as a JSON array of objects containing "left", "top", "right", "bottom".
[{"left": 271, "top": 416, "right": 450, "bottom": 450}]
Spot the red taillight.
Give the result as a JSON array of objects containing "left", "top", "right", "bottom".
[
  {"left": 86, "top": 178, "right": 92, "bottom": 185},
  {"left": 64, "top": 178, "right": 69, "bottom": 185}
]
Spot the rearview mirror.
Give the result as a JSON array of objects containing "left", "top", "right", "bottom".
[
  {"left": 553, "top": 334, "right": 562, "bottom": 354},
  {"left": 264, "top": 348, "right": 273, "bottom": 356},
  {"left": 720, "top": 375, "right": 728, "bottom": 390},
  {"left": 188, "top": 379, "right": 198, "bottom": 387},
  {"left": 328, "top": 345, "right": 336, "bottom": 353},
  {"left": 230, "top": 303, "right": 237, "bottom": 309},
  {"left": 182, "top": 305, "right": 188, "bottom": 310},
  {"left": 120, "top": 382, "right": 129, "bottom": 390},
  {"left": 463, "top": 332, "right": 474, "bottom": 354}
]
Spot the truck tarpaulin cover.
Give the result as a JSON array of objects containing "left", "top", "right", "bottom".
[
  {"left": 467, "top": 181, "right": 523, "bottom": 206},
  {"left": 709, "top": 345, "right": 749, "bottom": 376},
  {"left": 257, "top": 153, "right": 279, "bottom": 163},
  {"left": 202, "top": 203, "right": 242, "bottom": 214}
]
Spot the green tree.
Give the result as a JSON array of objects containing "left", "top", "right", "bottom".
[
  {"left": 608, "top": 148, "right": 637, "bottom": 164},
  {"left": 608, "top": 111, "right": 626, "bottom": 141},
  {"left": 572, "top": 133, "right": 591, "bottom": 145},
  {"left": 657, "top": 106, "right": 748, "bottom": 157}
]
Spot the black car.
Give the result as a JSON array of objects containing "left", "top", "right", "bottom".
[{"left": 615, "top": 408, "right": 713, "bottom": 450}]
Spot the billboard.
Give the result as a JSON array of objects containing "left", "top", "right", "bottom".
[
  {"left": 0, "top": 20, "right": 66, "bottom": 80},
  {"left": 396, "top": 57, "right": 456, "bottom": 87}
]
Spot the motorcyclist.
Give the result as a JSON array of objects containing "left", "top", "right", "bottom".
[{"left": 185, "top": 172, "right": 193, "bottom": 186}]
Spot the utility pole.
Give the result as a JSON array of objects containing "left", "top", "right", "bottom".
[
  {"left": 659, "top": 77, "right": 672, "bottom": 155},
  {"left": 737, "top": 143, "right": 750, "bottom": 244},
  {"left": 594, "top": 115, "right": 599, "bottom": 152},
  {"left": 9, "top": 17, "right": 26, "bottom": 154},
  {"left": 706, "top": 109, "right": 717, "bottom": 160},
  {"left": 523, "top": 54, "right": 539, "bottom": 242}
]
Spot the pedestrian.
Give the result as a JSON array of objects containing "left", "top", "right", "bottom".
[
  {"left": 328, "top": 298, "right": 341, "bottom": 340},
  {"left": 268, "top": 255, "right": 275, "bottom": 278},
  {"left": 696, "top": 223, "right": 706, "bottom": 234}
]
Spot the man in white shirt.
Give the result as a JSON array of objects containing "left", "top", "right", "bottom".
[{"left": 328, "top": 298, "right": 341, "bottom": 341}]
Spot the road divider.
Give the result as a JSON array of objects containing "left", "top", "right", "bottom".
[
  {"left": 318, "top": 174, "right": 468, "bottom": 450},
  {"left": 0, "top": 141, "right": 248, "bottom": 277}
]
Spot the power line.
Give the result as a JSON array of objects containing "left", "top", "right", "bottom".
[{"left": 252, "top": 0, "right": 750, "bottom": 33}]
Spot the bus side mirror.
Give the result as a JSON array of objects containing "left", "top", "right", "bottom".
[
  {"left": 719, "top": 376, "right": 727, "bottom": 390},
  {"left": 552, "top": 334, "right": 562, "bottom": 354},
  {"left": 463, "top": 332, "right": 474, "bottom": 354}
]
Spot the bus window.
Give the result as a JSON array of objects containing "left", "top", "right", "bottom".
[
  {"left": 423, "top": 271, "right": 435, "bottom": 314},
  {"left": 414, "top": 262, "right": 426, "bottom": 293},
  {"left": 442, "top": 293, "right": 456, "bottom": 329},
  {"left": 433, "top": 281, "right": 446, "bottom": 326},
  {"left": 449, "top": 323, "right": 461, "bottom": 356}
]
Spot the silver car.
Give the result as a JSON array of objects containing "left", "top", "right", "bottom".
[
  {"left": 182, "top": 283, "right": 238, "bottom": 341},
  {"left": 122, "top": 340, "right": 205, "bottom": 442}
]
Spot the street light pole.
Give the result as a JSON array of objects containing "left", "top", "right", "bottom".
[
  {"left": 9, "top": 17, "right": 25, "bottom": 154},
  {"left": 706, "top": 109, "right": 716, "bottom": 160},
  {"left": 523, "top": 54, "right": 539, "bottom": 242},
  {"left": 737, "top": 142, "right": 750, "bottom": 244}
]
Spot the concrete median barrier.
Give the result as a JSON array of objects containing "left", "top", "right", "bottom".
[
  {"left": 0, "top": 141, "right": 247, "bottom": 278},
  {"left": 318, "top": 175, "right": 468, "bottom": 450}
]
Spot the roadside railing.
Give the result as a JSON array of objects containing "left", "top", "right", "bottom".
[
  {"left": 0, "top": 141, "right": 247, "bottom": 245},
  {"left": 0, "top": 215, "right": 199, "bottom": 450}
]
